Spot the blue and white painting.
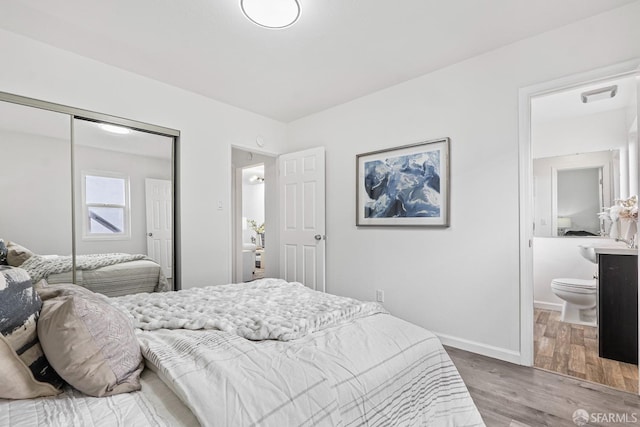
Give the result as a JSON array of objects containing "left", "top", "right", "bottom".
[{"left": 363, "top": 150, "right": 441, "bottom": 219}]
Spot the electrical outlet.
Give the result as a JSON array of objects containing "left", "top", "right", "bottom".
[{"left": 376, "top": 289, "right": 385, "bottom": 303}]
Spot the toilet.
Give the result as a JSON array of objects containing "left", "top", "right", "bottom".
[{"left": 550, "top": 278, "right": 597, "bottom": 326}]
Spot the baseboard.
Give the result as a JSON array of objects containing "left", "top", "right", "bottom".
[
  {"left": 533, "top": 301, "right": 563, "bottom": 312},
  {"left": 435, "top": 332, "right": 522, "bottom": 365}
]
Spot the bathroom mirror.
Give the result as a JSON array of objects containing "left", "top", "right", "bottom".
[
  {"left": 533, "top": 150, "right": 618, "bottom": 237},
  {"left": 532, "top": 74, "right": 638, "bottom": 238}
]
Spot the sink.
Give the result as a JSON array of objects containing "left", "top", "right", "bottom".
[
  {"left": 579, "top": 241, "right": 631, "bottom": 264},
  {"left": 578, "top": 245, "right": 597, "bottom": 264}
]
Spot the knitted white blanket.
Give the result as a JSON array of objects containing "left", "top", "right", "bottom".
[{"left": 111, "top": 278, "right": 387, "bottom": 341}]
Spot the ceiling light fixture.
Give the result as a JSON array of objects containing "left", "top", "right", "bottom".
[
  {"left": 580, "top": 85, "right": 618, "bottom": 103},
  {"left": 99, "top": 123, "right": 131, "bottom": 135},
  {"left": 240, "top": 0, "right": 301, "bottom": 29}
]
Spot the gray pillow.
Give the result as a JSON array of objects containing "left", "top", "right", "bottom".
[
  {"left": 37, "top": 289, "right": 144, "bottom": 397},
  {"left": 0, "top": 267, "right": 63, "bottom": 399}
]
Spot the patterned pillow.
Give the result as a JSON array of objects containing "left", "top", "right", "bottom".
[
  {"left": 0, "top": 266, "right": 63, "bottom": 399},
  {"left": 37, "top": 286, "right": 144, "bottom": 397},
  {"left": 0, "top": 240, "right": 7, "bottom": 265}
]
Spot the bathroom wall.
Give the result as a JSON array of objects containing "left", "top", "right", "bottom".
[
  {"left": 533, "top": 109, "right": 629, "bottom": 159},
  {"left": 532, "top": 237, "right": 616, "bottom": 310}
]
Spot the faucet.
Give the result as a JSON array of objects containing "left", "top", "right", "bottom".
[{"left": 615, "top": 236, "right": 637, "bottom": 249}]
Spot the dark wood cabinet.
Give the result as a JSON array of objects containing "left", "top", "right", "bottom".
[{"left": 598, "top": 253, "right": 638, "bottom": 364}]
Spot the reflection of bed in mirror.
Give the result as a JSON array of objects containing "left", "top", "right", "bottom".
[
  {"left": 43, "top": 258, "right": 168, "bottom": 297},
  {"left": 4, "top": 241, "right": 168, "bottom": 297}
]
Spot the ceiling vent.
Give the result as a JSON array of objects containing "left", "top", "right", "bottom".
[{"left": 580, "top": 85, "right": 618, "bottom": 103}]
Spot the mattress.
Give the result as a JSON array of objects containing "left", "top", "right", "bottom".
[
  {"left": 0, "top": 367, "right": 199, "bottom": 427},
  {"left": 47, "top": 260, "right": 163, "bottom": 297}
]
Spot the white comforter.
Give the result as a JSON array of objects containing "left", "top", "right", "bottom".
[
  {"left": 138, "top": 314, "right": 485, "bottom": 427},
  {"left": 111, "top": 279, "right": 386, "bottom": 340},
  {"left": 0, "top": 369, "right": 199, "bottom": 427}
]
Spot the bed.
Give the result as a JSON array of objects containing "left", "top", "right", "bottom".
[
  {"left": 0, "top": 274, "right": 484, "bottom": 426},
  {"left": 39, "top": 257, "right": 169, "bottom": 297},
  {"left": 0, "top": 368, "right": 199, "bottom": 427},
  {"left": 1, "top": 239, "right": 169, "bottom": 296}
]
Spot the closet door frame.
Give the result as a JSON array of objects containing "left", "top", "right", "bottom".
[{"left": 0, "top": 91, "right": 181, "bottom": 290}]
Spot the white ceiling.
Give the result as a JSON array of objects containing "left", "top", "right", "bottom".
[{"left": 0, "top": 0, "right": 636, "bottom": 122}]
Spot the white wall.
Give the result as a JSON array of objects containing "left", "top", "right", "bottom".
[
  {"left": 285, "top": 3, "right": 640, "bottom": 361},
  {"left": 0, "top": 28, "right": 287, "bottom": 288},
  {"left": 532, "top": 109, "right": 630, "bottom": 159}
]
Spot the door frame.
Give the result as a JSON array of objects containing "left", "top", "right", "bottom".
[
  {"left": 229, "top": 144, "right": 279, "bottom": 284},
  {"left": 518, "top": 59, "right": 640, "bottom": 367}
]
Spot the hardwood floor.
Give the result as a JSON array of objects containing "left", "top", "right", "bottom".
[
  {"left": 534, "top": 308, "right": 638, "bottom": 393},
  {"left": 253, "top": 267, "right": 265, "bottom": 280},
  {"left": 447, "top": 346, "right": 640, "bottom": 427}
]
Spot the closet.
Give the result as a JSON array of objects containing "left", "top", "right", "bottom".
[{"left": 0, "top": 93, "right": 180, "bottom": 289}]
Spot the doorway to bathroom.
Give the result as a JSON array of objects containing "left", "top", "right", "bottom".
[
  {"left": 231, "top": 147, "right": 277, "bottom": 283},
  {"left": 520, "top": 62, "right": 639, "bottom": 393}
]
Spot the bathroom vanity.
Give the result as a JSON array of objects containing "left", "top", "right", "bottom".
[{"left": 596, "top": 247, "right": 638, "bottom": 364}]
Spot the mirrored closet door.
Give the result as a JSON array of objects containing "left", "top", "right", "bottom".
[
  {"left": 0, "top": 93, "right": 179, "bottom": 293},
  {"left": 0, "top": 100, "right": 73, "bottom": 257}
]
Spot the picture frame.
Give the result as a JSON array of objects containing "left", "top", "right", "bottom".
[{"left": 356, "top": 137, "right": 450, "bottom": 227}]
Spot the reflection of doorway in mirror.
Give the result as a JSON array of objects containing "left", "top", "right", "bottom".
[
  {"left": 145, "top": 178, "right": 173, "bottom": 279},
  {"left": 556, "top": 167, "right": 603, "bottom": 236}
]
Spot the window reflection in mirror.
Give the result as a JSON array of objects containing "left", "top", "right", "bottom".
[{"left": 72, "top": 119, "right": 174, "bottom": 282}]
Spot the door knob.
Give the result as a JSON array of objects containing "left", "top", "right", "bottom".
[
  {"left": 314, "top": 234, "right": 325, "bottom": 241},
  {"left": 147, "top": 232, "right": 153, "bottom": 237}
]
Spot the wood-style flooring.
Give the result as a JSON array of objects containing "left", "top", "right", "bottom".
[
  {"left": 253, "top": 266, "right": 265, "bottom": 280},
  {"left": 447, "top": 346, "right": 640, "bottom": 427},
  {"left": 534, "top": 308, "right": 638, "bottom": 393}
]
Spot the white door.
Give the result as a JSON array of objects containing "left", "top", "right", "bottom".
[
  {"left": 145, "top": 178, "right": 172, "bottom": 278},
  {"left": 279, "top": 147, "right": 326, "bottom": 291}
]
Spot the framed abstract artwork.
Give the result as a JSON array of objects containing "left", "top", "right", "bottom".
[{"left": 356, "top": 137, "right": 450, "bottom": 227}]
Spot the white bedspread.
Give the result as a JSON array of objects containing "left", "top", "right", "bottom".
[
  {"left": 0, "top": 369, "right": 199, "bottom": 427},
  {"left": 111, "top": 278, "right": 386, "bottom": 341},
  {"left": 138, "top": 314, "right": 485, "bottom": 427}
]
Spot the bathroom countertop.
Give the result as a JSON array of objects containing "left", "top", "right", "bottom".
[{"left": 594, "top": 247, "right": 638, "bottom": 256}]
